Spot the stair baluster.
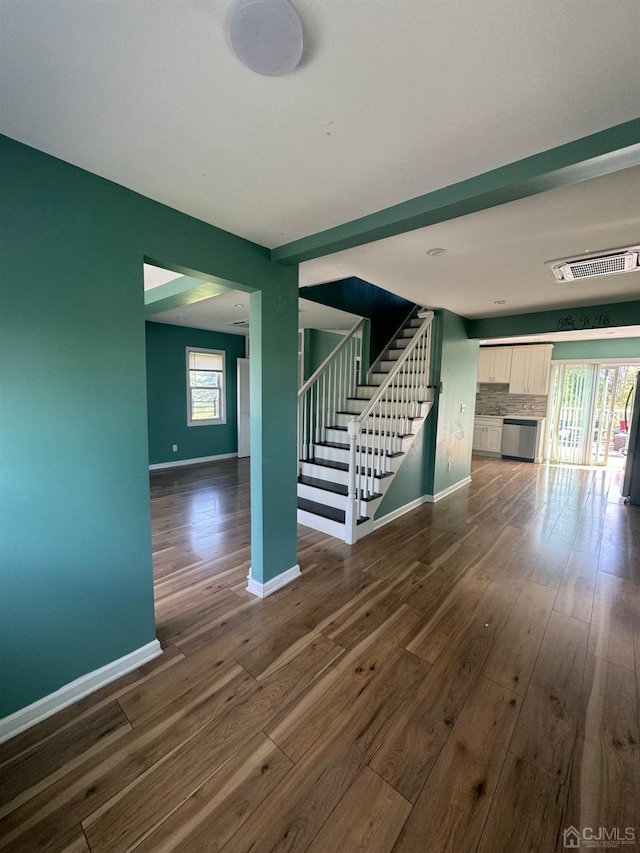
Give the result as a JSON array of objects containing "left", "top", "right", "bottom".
[
  {"left": 297, "top": 319, "right": 366, "bottom": 473},
  {"left": 345, "top": 311, "right": 434, "bottom": 543}
]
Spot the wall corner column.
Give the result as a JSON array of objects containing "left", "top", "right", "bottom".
[{"left": 247, "top": 281, "right": 300, "bottom": 595}]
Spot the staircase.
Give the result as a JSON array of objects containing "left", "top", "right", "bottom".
[{"left": 297, "top": 308, "right": 435, "bottom": 543}]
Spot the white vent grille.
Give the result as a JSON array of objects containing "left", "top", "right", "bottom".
[
  {"left": 549, "top": 246, "right": 640, "bottom": 283},
  {"left": 227, "top": 319, "right": 249, "bottom": 327}
]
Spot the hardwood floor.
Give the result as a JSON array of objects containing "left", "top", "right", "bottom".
[{"left": 1, "top": 456, "right": 639, "bottom": 852}]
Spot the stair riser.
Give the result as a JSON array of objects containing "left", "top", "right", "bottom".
[
  {"left": 300, "top": 461, "right": 348, "bottom": 486},
  {"left": 297, "top": 509, "right": 346, "bottom": 539},
  {"left": 369, "top": 372, "right": 389, "bottom": 384},
  {"left": 324, "top": 427, "right": 349, "bottom": 444},
  {"left": 324, "top": 428, "right": 405, "bottom": 453},
  {"left": 314, "top": 443, "right": 397, "bottom": 469},
  {"left": 297, "top": 482, "right": 370, "bottom": 516},
  {"left": 334, "top": 412, "right": 418, "bottom": 431},
  {"left": 371, "top": 366, "right": 427, "bottom": 380},
  {"left": 300, "top": 460, "right": 385, "bottom": 490},
  {"left": 344, "top": 399, "right": 426, "bottom": 416},
  {"left": 355, "top": 383, "right": 432, "bottom": 402},
  {"left": 386, "top": 348, "right": 411, "bottom": 360},
  {"left": 392, "top": 337, "right": 410, "bottom": 349},
  {"left": 354, "top": 386, "right": 378, "bottom": 400}
]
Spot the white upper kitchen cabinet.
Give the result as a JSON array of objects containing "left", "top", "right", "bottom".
[
  {"left": 477, "top": 347, "right": 512, "bottom": 383},
  {"left": 509, "top": 345, "right": 553, "bottom": 395}
]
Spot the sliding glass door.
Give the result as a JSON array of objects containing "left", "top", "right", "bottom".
[
  {"left": 548, "top": 362, "right": 640, "bottom": 466},
  {"left": 547, "top": 364, "right": 596, "bottom": 464}
]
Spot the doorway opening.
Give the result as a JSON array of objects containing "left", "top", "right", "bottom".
[{"left": 547, "top": 361, "right": 640, "bottom": 467}]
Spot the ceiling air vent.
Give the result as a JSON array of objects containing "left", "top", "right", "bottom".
[
  {"left": 548, "top": 246, "right": 640, "bottom": 283},
  {"left": 227, "top": 319, "right": 249, "bottom": 327}
]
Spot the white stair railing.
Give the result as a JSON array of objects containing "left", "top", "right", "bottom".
[
  {"left": 297, "top": 319, "right": 366, "bottom": 469},
  {"left": 345, "top": 311, "right": 434, "bottom": 543}
]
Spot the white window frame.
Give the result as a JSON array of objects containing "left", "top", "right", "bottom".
[{"left": 186, "top": 346, "right": 226, "bottom": 427}]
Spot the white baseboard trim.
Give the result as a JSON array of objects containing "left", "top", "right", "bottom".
[
  {"left": 0, "top": 639, "right": 162, "bottom": 745},
  {"left": 246, "top": 564, "right": 301, "bottom": 598},
  {"left": 428, "top": 476, "right": 472, "bottom": 503},
  {"left": 149, "top": 452, "right": 238, "bottom": 471},
  {"left": 373, "top": 495, "right": 430, "bottom": 530},
  {"left": 373, "top": 476, "right": 472, "bottom": 530}
]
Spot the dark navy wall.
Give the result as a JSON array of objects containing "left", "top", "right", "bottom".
[{"left": 300, "top": 277, "right": 415, "bottom": 364}]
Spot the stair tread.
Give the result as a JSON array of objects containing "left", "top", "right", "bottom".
[
  {"left": 299, "top": 474, "right": 348, "bottom": 495},
  {"left": 335, "top": 411, "right": 419, "bottom": 420},
  {"left": 301, "top": 457, "right": 395, "bottom": 478},
  {"left": 315, "top": 441, "right": 405, "bottom": 459},
  {"left": 328, "top": 426, "right": 415, "bottom": 439},
  {"left": 297, "top": 475, "right": 382, "bottom": 502},
  {"left": 297, "top": 498, "right": 369, "bottom": 525},
  {"left": 303, "top": 457, "right": 348, "bottom": 472}
]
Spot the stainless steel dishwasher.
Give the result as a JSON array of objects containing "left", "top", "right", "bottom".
[{"left": 501, "top": 418, "right": 537, "bottom": 462}]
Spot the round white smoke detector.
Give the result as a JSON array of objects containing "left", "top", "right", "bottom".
[{"left": 230, "top": 0, "right": 304, "bottom": 77}]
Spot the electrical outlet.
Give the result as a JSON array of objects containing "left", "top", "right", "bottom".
[
  {"left": 460, "top": 403, "right": 466, "bottom": 413},
  {"left": 172, "top": 444, "right": 178, "bottom": 452},
  {"left": 447, "top": 461, "right": 452, "bottom": 471}
]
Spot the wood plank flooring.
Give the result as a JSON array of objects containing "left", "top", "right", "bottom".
[{"left": 1, "top": 456, "right": 640, "bottom": 852}]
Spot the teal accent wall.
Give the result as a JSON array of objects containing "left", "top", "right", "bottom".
[
  {"left": 467, "top": 300, "right": 640, "bottom": 340},
  {"left": 377, "top": 310, "right": 478, "bottom": 516},
  {"left": 249, "top": 289, "right": 299, "bottom": 585},
  {"left": 303, "top": 329, "right": 344, "bottom": 379},
  {"left": 376, "top": 419, "right": 436, "bottom": 516},
  {"left": 551, "top": 337, "right": 640, "bottom": 361},
  {"left": 0, "top": 134, "right": 298, "bottom": 718},
  {"left": 145, "top": 322, "right": 246, "bottom": 465}
]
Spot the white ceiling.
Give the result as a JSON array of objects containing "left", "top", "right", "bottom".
[
  {"left": 2, "top": 1, "right": 639, "bottom": 322},
  {"left": 301, "top": 166, "right": 640, "bottom": 318},
  {"left": 143, "top": 265, "right": 183, "bottom": 292}
]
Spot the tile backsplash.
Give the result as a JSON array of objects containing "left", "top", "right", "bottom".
[{"left": 475, "top": 383, "right": 548, "bottom": 417}]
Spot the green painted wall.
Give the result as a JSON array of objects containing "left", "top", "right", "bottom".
[
  {"left": 0, "top": 134, "right": 298, "bottom": 718},
  {"left": 467, "top": 300, "right": 640, "bottom": 340},
  {"left": 303, "top": 329, "right": 344, "bottom": 379},
  {"left": 249, "top": 288, "right": 299, "bottom": 586},
  {"left": 145, "top": 322, "right": 246, "bottom": 465},
  {"left": 377, "top": 310, "right": 478, "bottom": 516},
  {"left": 551, "top": 337, "right": 640, "bottom": 361}
]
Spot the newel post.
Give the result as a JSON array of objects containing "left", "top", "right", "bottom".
[{"left": 345, "top": 417, "right": 359, "bottom": 545}]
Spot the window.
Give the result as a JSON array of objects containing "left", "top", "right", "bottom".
[{"left": 186, "top": 347, "right": 226, "bottom": 426}]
